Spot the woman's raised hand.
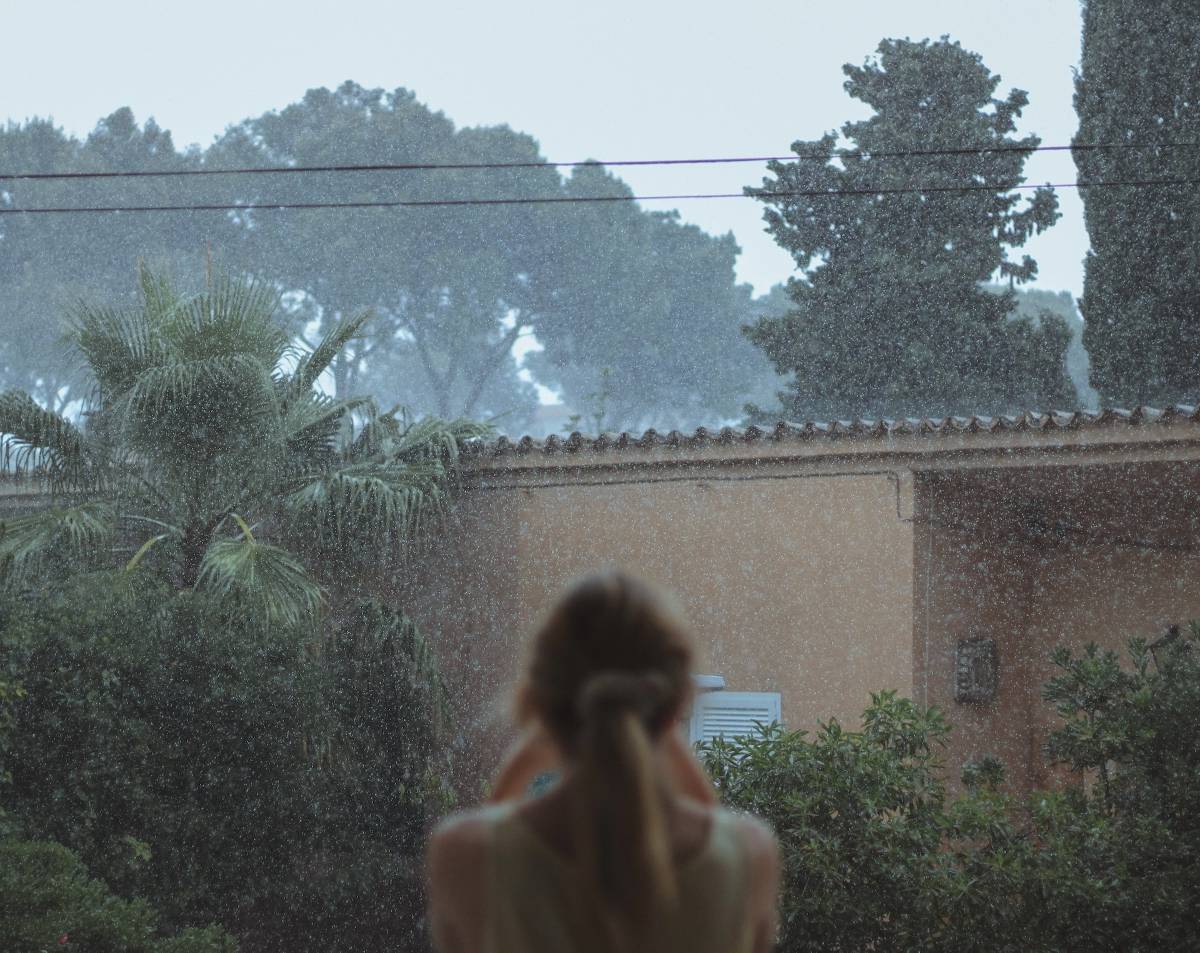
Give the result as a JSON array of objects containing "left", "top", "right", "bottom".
[
  {"left": 663, "top": 727, "right": 718, "bottom": 805},
  {"left": 487, "top": 722, "right": 717, "bottom": 806},
  {"left": 486, "top": 726, "right": 559, "bottom": 804}
]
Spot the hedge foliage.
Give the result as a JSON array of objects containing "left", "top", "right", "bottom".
[
  {"left": 0, "top": 571, "right": 451, "bottom": 952},
  {"left": 701, "top": 632, "right": 1200, "bottom": 953}
]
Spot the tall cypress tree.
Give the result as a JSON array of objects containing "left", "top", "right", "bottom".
[
  {"left": 745, "top": 38, "right": 1075, "bottom": 421},
  {"left": 1075, "top": 0, "right": 1200, "bottom": 406}
]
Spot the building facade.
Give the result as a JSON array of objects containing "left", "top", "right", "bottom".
[{"left": 402, "top": 408, "right": 1200, "bottom": 794}]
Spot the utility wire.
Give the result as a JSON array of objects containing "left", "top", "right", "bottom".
[
  {"left": 0, "top": 141, "right": 1197, "bottom": 183},
  {"left": 0, "top": 177, "right": 1196, "bottom": 216}
]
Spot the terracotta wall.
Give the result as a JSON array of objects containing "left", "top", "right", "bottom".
[
  {"left": 407, "top": 451, "right": 1200, "bottom": 796},
  {"left": 1020, "top": 540, "right": 1200, "bottom": 789},
  {"left": 405, "top": 467, "right": 915, "bottom": 788},
  {"left": 914, "top": 515, "right": 1049, "bottom": 794},
  {"left": 916, "top": 463, "right": 1200, "bottom": 794}
]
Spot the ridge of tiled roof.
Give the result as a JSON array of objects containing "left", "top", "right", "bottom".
[{"left": 462, "top": 405, "right": 1200, "bottom": 458}]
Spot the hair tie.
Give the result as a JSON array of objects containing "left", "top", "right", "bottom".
[{"left": 577, "top": 670, "right": 672, "bottom": 723}]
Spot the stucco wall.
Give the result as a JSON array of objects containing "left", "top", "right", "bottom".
[
  {"left": 406, "top": 466, "right": 915, "bottom": 788},
  {"left": 406, "top": 442, "right": 1200, "bottom": 796},
  {"left": 916, "top": 462, "right": 1200, "bottom": 794},
  {"left": 1021, "top": 540, "right": 1200, "bottom": 789},
  {"left": 914, "top": 515, "right": 1047, "bottom": 794}
]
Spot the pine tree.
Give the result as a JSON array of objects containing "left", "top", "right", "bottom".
[
  {"left": 745, "top": 38, "right": 1074, "bottom": 421},
  {"left": 1074, "top": 0, "right": 1200, "bottom": 406}
]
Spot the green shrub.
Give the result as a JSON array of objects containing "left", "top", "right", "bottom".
[
  {"left": 701, "top": 633, "right": 1200, "bottom": 953},
  {"left": 0, "top": 269, "right": 478, "bottom": 952},
  {"left": 0, "top": 671, "right": 22, "bottom": 840},
  {"left": 0, "top": 839, "right": 235, "bottom": 953},
  {"left": 0, "top": 571, "right": 449, "bottom": 952},
  {"left": 701, "top": 691, "right": 951, "bottom": 951},
  {"left": 1035, "top": 632, "right": 1200, "bottom": 952}
]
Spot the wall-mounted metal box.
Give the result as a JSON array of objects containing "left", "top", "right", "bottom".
[{"left": 955, "top": 638, "right": 998, "bottom": 703}]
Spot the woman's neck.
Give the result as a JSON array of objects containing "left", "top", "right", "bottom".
[{"left": 516, "top": 766, "right": 714, "bottom": 865}]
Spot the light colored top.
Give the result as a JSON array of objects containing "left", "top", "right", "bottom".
[{"left": 481, "top": 804, "right": 756, "bottom": 953}]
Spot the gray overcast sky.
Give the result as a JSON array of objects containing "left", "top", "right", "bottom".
[{"left": 2, "top": 0, "right": 1085, "bottom": 297}]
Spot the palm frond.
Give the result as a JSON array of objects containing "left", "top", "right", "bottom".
[
  {"left": 346, "top": 406, "right": 491, "bottom": 469},
  {"left": 196, "top": 536, "right": 322, "bottom": 629},
  {"left": 283, "top": 392, "right": 369, "bottom": 472},
  {"left": 390, "top": 415, "right": 492, "bottom": 467},
  {"left": 128, "top": 353, "right": 275, "bottom": 418},
  {"left": 167, "top": 274, "right": 290, "bottom": 370},
  {"left": 74, "top": 268, "right": 288, "bottom": 411},
  {"left": 124, "top": 532, "right": 172, "bottom": 572},
  {"left": 287, "top": 310, "right": 374, "bottom": 404},
  {"left": 284, "top": 461, "right": 448, "bottom": 552},
  {"left": 345, "top": 401, "right": 401, "bottom": 459},
  {"left": 136, "top": 263, "right": 184, "bottom": 326},
  {"left": 71, "top": 302, "right": 176, "bottom": 400},
  {"left": 335, "top": 600, "right": 451, "bottom": 731},
  {"left": 122, "top": 354, "right": 283, "bottom": 469},
  {"left": 0, "top": 390, "right": 89, "bottom": 491},
  {"left": 0, "top": 502, "right": 115, "bottom": 587}
]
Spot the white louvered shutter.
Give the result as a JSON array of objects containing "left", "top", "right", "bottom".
[{"left": 689, "top": 691, "right": 781, "bottom": 744}]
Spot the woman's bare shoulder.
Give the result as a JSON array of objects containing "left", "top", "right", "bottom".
[
  {"left": 429, "top": 807, "right": 500, "bottom": 867},
  {"left": 727, "top": 811, "right": 780, "bottom": 884},
  {"left": 427, "top": 809, "right": 502, "bottom": 953},
  {"left": 728, "top": 812, "right": 777, "bottom": 854}
]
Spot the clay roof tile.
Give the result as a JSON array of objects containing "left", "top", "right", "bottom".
[
  {"left": 564, "top": 431, "right": 586, "bottom": 452},
  {"left": 473, "top": 405, "right": 1200, "bottom": 457}
]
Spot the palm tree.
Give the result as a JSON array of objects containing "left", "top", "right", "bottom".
[{"left": 0, "top": 266, "right": 489, "bottom": 627}]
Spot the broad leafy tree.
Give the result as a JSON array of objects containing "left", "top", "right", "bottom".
[
  {"left": 210, "top": 83, "right": 776, "bottom": 433},
  {"left": 0, "top": 111, "right": 219, "bottom": 410},
  {"left": 528, "top": 162, "right": 779, "bottom": 431},
  {"left": 207, "top": 83, "right": 555, "bottom": 426},
  {"left": 745, "top": 38, "right": 1074, "bottom": 421},
  {"left": 2, "top": 85, "right": 780, "bottom": 434},
  {"left": 1074, "top": 0, "right": 1200, "bottom": 406}
]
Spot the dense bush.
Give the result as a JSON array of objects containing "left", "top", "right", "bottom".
[
  {"left": 0, "top": 571, "right": 450, "bottom": 952},
  {"left": 1034, "top": 634, "right": 1200, "bottom": 951},
  {"left": 0, "top": 666, "right": 20, "bottom": 840},
  {"left": 701, "top": 630, "right": 1200, "bottom": 953},
  {"left": 702, "top": 692, "right": 953, "bottom": 951},
  {"left": 0, "top": 839, "right": 235, "bottom": 953}
]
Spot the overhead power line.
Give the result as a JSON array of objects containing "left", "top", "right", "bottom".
[
  {"left": 0, "top": 141, "right": 1197, "bottom": 183},
  {"left": 0, "top": 177, "right": 1196, "bottom": 216}
]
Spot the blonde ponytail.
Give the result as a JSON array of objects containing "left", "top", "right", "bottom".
[
  {"left": 521, "top": 573, "right": 695, "bottom": 945},
  {"left": 573, "top": 671, "right": 679, "bottom": 942}
]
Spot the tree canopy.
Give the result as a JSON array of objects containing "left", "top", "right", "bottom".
[
  {"left": 744, "top": 38, "right": 1076, "bottom": 421},
  {"left": 0, "top": 110, "right": 212, "bottom": 410},
  {"left": 0, "top": 83, "right": 780, "bottom": 433},
  {"left": 992, "top": 284, "right": 1098, "bottom": 408}
]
